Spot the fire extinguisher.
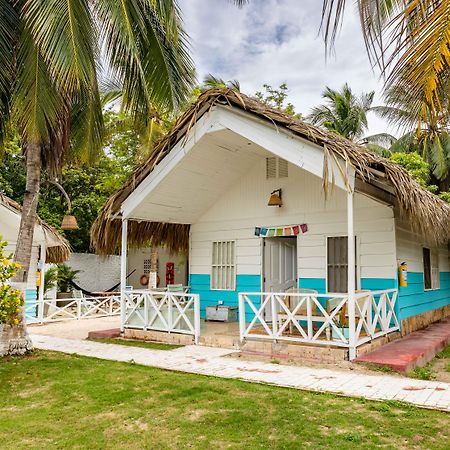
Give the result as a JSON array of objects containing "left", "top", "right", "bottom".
[{"left": 399, "top": 262, "right": 408, "bottom": 287}]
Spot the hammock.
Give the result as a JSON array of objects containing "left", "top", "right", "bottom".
[{"left": 68, "top": 269, "right": 136, "bottom": 296}]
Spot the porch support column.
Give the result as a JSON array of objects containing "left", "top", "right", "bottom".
[
  {"left": 37, "top": 244, "right": 46, "bottom": 323},
  {"left": 120, "top": 218, "right": 128, "bottom": 333},
  {"left": 347, "top": 188, "right": 356, "bottom": 360}
]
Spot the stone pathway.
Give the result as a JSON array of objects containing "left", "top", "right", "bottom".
[{"left": 30, "top": 334, "right": 450, "bottom": 412}]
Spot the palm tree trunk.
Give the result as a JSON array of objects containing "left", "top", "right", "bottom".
[
  {"left": 14, "top": 141, "right": 42, "bottom": 281},
  {"left": 5, "top": 141, "right": 42, "bottom": 356},
  {"left": 149, "top": 247, "right": 158, "bottom": 289}
]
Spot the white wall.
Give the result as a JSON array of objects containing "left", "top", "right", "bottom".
[
  {"left": 190, "top": 159, "right": 397, "bottom": 285},
  {"left": 67, "top": 253, "right": 121, "bottom": 292},
  {"left": 396, "top": 219, "right": 450, "bottom": 273}
]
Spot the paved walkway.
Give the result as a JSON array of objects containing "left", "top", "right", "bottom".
[
  {"left": 30, "top": 334, "right": 450, "bottom": 412},
  {"left": 356, "top": 317, "right": 450, "bottom": 372}
]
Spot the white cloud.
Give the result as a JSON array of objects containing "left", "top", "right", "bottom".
[{"left": 179, "top": 0, "right": 395, "bottom": 136}]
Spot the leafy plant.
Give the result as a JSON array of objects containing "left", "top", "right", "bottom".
[
  {"left": 43, "top": 266, "right": 58, "bottom": 295},
  {"left": 56, "top": 264, "right": 80, "bottom": 293},
  {"left": 0, "top": 237, "right": 24, "bottom": 326}
]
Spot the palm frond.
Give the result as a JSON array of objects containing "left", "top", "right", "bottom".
[
  {"left": 22, "top": 0, "right": 97, "bottom": 93},
  {"left": 0, "top": 0, "right": 18, "bottom": 142},
  {"left": 94, "top": 0, "right": 194, "bottom": 118},
  {"left": 11, "top": 26, "right": 63, "bottom": 145}
]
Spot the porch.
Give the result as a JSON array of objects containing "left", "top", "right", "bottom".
[{"left": 121, "top": 288, "right": 400, "bottom": 360}]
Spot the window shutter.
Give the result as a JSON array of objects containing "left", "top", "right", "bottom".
[
  {"left": 423, "top": 247, "right": 431, "bottom": 290},
  {"left": 266, "top": 157, "right": 288, "bottom": 179}
]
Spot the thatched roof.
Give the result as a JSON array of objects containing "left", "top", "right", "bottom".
[
  {"left": 92, "top": 89, "right": 450, "bottom": 255},
  {"left": 0, "top": 192, "right": 71, "bottom": 263}
]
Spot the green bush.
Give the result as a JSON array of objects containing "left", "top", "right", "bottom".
[{"left": 0, "top": 237, "right": 24, "bottom": 325}]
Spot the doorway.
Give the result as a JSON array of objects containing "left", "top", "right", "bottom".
[{"left": 263, "top": 237, "right": 297, "bottom": 320}]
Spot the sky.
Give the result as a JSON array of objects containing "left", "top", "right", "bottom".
[{"left": 178, "top": 0, "right": 392, "bottom": 136}]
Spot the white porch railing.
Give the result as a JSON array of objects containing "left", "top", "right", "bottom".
[
  {"left": 123, "top": 290, "right": 201, "bottom": 344},
  {"left": 238, "top": 289, "right": 399, "bottom": 354},
  {"left": 25, "top": 295, "right": 121, "bottom": 324}
]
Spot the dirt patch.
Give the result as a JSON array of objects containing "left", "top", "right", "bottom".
[{"left": 237, "top": 367, "right": 281, "bottom": 374}]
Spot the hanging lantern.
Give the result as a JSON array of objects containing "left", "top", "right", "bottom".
[{"left": 61, "top": 214, "right": 79, "bottom": 231}]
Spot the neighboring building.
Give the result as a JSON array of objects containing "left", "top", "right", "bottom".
[
  {"left": 92, "top": 89, "right": 450, "bottom": 359},
  {"left": 0, "top": 192, "right": 70, "bottom": 309}
]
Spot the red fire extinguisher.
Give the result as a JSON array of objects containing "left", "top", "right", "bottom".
[{"left": 166, "top": 262, "right": 175, "bottom": 286}]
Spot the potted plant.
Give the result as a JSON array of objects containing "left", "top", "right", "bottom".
[
  {"left": 56, "top": 264, "right": 80, "bottom": 306},
  {"left": 0, "top": 237, "right": 32, "bottom": 357}
]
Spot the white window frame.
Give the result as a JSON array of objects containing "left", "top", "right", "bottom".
[
  {"left": 423, "top": 247, "right": 440, "bottom": 291},
  {"left": 326, "top": 235, "right": 359, "bottom": 293},
  {"left": 211, "top": 241, "right": 236, "bottom": 291}
]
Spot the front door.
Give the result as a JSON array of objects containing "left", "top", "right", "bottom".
[{"left": 263, "top": 237, "right": 297, "bottom": 320}]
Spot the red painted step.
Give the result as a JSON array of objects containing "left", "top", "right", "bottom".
[
  {"left": 88, "top": 328, "right": 121, "bottom": 339},
  {"left": 355, "top": 317, "right": 450, "bottom": 373}
]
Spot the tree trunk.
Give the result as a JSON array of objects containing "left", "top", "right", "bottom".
[
  {"left": 7, "top": 141, "right": 42, "bottom": 356},
  {"left": 149, "top": 247, "right": 158, "bottom": 289},
  {"left": 14, "top": 141, "right": 42, "bottom": 281}
]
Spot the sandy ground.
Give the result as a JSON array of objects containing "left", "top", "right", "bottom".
[{"left": 28, "top": 316, "right": 120, "bottom": 340}]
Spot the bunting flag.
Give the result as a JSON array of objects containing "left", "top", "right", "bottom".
[{"left": 254, "top": 224, "right": 308, "bottom": 237}]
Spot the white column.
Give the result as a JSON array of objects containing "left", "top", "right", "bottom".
[
  {"left": 347, "top": 189, "right": 356, "bottom": 360},
  {"left": 37, "top": 244, "right": 46, "bottom": 322},
  {"left": 120, "top": 218, "right": 128, "bottom": 333}
]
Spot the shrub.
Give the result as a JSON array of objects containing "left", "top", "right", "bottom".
[{"left": 0, "top": 237, "right": 24, "bottom": 325}]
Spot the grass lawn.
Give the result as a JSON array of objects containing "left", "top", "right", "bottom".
[
  {"left": 409, "top": 345, "right": 450, "bottom": 381},
  {"left": 87, "top": 337, "right": 183, "bottom": 350},
  {"left": 0, "top": 352, "right": 448, "bottom": 450}
]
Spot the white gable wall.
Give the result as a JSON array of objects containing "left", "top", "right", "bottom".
[{"left": 189, "top": 158, "right": 397, "bottom": 291}]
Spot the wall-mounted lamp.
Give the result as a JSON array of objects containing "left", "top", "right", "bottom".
[{"left": 268, "top": 188, "right": 283, "bottom": 207}]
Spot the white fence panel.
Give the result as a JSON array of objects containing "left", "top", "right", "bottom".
[
  {"left": 25, "top": 295, "right": 121, "bottom": 324},
  {"left": 238, "top": 289, "right": 399, "bottom": 355},
  {"left": 123, "top": 290, "right": 200, "bottom": 344}
]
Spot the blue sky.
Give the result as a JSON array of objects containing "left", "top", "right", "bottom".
[{"left": 179, "top": 0, "right": 391, "bottom": 135}]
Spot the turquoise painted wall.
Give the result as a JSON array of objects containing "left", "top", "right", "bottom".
[
  {"left": 189, "top": 272, "right": 450, "bottom": 324},
  {"left": 189, "top": 274, "right": 261, "bottom": 321},
  {"left": 397, "top": 272, "right": 450, "bottom": 321},
  {"left": 25, "top": 289, "right": 37, "bottom": 320}
]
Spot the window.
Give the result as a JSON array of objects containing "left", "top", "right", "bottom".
[
  {"left": 266, "top": 157, "right": 288, "bottom": 179},
  {"left": 211, "top": 241, "right": 236, "bottom": 290},
  {"left": 423, "top": 247, "right": 440, "bottom": 290},
  {"left": 327, "top": 236, "right": 357, "bottom": 293}
]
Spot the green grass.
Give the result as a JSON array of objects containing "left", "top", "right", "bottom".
[
  {"left": 0, "top": 352, "right": 449, "bottom": 449},
  {"left": 87, "top": 337, "right": 183, "bottom": 350},
  {"left": 435, "top": 345, "right": 450, "bottom": 360},
  {"left": 409, "top": 365, "right": 435, "bottom": 380}
]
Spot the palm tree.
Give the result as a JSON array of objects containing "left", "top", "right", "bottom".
[
  {"left": 369, "top": 83, "right": 450, "bottom": 183},
  {"left": 0, "top": 0, "right": 194, "bottom": 353},
  {"left": 321, "top": 1, "right": 450, "bottom": 122},
  {"left": 307, "top": 84, "right": 375, "bottom": 142}
]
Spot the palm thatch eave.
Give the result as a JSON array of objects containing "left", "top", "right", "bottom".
[
  {"left": 0, "top": 192, "right": 71, "bottom": 263},
  {"left": 91, "top": 89, "right": 450, "bottom": 256}
]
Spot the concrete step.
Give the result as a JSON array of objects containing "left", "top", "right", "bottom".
[
  {"left": 87, "top": 328, "right": 121, "bottom": 339},
  {"left": 355, "top": 317, "right": 450, "bottom": 372}
]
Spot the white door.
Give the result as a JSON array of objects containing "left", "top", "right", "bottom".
[{"left": 263, "top": 238, "right": 297, "bottom": 320}]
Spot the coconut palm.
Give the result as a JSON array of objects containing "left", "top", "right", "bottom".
[
  {"left": 0, "top": 1, "right": 194, "bottom": 283},
  {"left": 368, "top": 82, "right": 450, "bottom": 182},
  {"left": 0, "top": 1, "right": 194, "bottom": 354},
  {"left": 320, "top": 1, "right": 450, "bottom": 122},
  {"left": 307, "top": 84, "right": 375, "bottom": 142}
]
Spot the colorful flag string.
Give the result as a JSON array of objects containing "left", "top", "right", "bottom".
[{"left": 255, "top": 224, "right": 308, "bottom": 237}]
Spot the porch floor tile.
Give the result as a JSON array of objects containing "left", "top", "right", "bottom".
[{"left": 355, "top": 317, "right": 450, "bottom": 372}]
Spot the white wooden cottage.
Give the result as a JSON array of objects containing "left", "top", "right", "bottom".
[
  {"left": 0, "top": 193, "right": 70, "bottom": 315},
  {"left": 92, "top": 90, "right": 450, "bottom": 360}
]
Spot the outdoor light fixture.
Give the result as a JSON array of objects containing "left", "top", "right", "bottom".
[
  {"left": 268, "top": 188, "right": 283, "bottom": 207},
  {"left": 50, "top": 180, "right": 79, "bottom": 231}
]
